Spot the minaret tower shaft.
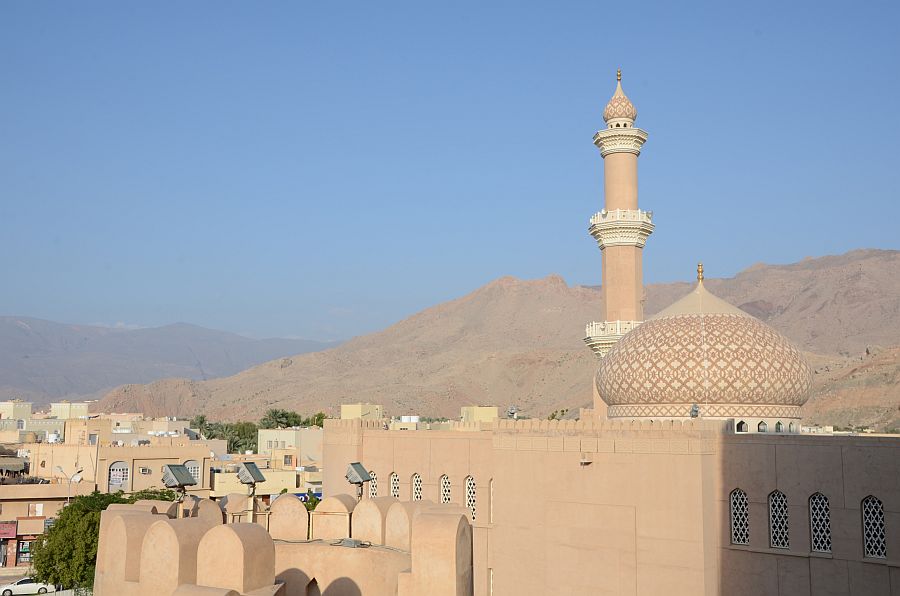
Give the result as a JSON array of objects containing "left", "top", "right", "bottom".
[{"left": 584, "top": 70, "right": 654, "bottom": 358}]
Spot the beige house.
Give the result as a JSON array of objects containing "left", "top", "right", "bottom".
[
  {"left": 257, "top": 426, "right": 323, "bottom": 462},
  {"left": 0, "top": 401, "right": 32, "bottom": 423},
  {"left": 341, "top": 403, "right": 384, "bottom": 420},
  {"left": 460, "top": 406, "right": 498, "bottom": 424},
  {"left": 49, "top": 401, "right": 91, "bottom": 420},
  {"left": 24, "top": 441, "right": 217, "bottom": 497}
]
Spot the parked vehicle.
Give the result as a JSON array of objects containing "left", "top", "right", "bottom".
[{"left": 0, "top": 577, "right": 56, "bottom": 595}]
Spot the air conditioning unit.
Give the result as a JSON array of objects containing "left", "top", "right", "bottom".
[{"left": 139, "top": 467, "right": 152, "bottom": 475}]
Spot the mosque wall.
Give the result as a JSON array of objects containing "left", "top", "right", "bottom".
[
  {"left": 323, "top": 418, "right": 900, "bottom": 596},
  {"left": 719, "top": 433, "right": 900, "bottom": 595}
]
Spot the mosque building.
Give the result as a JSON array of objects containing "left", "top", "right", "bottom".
[
  {"left": 92, "top": 73, "right": 900, "bottom": 596},
  {"left": 321, "top": 72, "right": 900, "bottom": 595}
]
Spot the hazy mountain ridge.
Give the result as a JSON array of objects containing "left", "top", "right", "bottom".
[
  {"left": 0, "top": 317, "right": 338, "bottom": 403},
  {"left": 96, "top": 249, "right": 900, "bottom": 428}
]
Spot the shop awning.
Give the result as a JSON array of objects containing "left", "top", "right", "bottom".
[{"left": 0, "top": 458, "right": 25, "bottom": 472}]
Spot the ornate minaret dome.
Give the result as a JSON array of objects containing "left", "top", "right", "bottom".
[{"left": 602, "top": 69, "right": 637, "bottom": 128}]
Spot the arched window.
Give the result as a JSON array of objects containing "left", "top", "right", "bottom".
[
  {"left": 736, "top": 421, "right": 748, "bottom": 433},
  {"left": 368, "top": 471, "right": 377, "bottom": 498},
  {"left": 465, "top": 476, "right": 476, "bottom": 520},
  {"left": 108, "top": 461, "right": 130, "bottom": 492},
  {"left": 730, "top": 489, "right": 749, "bottom": 545},
  {"left": 184, "top": 460, "right": 201, "bottom": 483},
  {"left": 16, "top": 419, "right": 24, "bottom": 430},
  {"left": 758, "top": 421, "right": 768, "bottom": 433},
  {"left": 789, "top": 422, "right": 798, "bottom": 433},
  {"left": 390, "top": 472, "right": 400, "bottom": 498},
  {"left": 809, "top": 493, "right": 832, "bottom": 553},
  {"left": 440, "top": 475, "right": 451, "bottom": 504},
  {"left": 411, "top": 473, "right": 422, "bottom": 501},
  {"left": 769, "top": 490, "right": 789, "bottom": 548},
  {"left": 862, "top": 495, "right": 886, "bottom": 558},
  {"left": 775, "top": 421, "right": 784, "bottom": 433}
]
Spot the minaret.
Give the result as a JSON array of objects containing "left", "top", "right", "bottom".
[{"left": 584, "top": 70, "right": 654, "bottom": 358}]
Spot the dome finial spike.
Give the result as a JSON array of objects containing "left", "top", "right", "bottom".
[
  {"left": 617, "top": 68, "right": 622, "bottom": 82},
  {"left": 697, "top": 262, "right": 704, "bottom": 283}
]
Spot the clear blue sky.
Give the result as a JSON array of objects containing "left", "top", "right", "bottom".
[{"left": 1, "top": 1, "right": 898, "bottom": 340}]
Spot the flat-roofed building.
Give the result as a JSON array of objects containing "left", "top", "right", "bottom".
[
  {"left": 460, "top": 406, "right": 499, "bottom": 423},
  {"left": 49, "top": 401, "right": 90, "bottom": 420},
  {"left": 0, "top": 401, "right": 32, "bottom": 424},
  {"left": 340, "top": 403, "right": 384, "bottom": 420}
]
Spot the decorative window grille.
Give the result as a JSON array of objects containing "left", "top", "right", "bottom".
[
  {"left": 109, "top": 461, "right": 130, "bottom": 490},
  {"left": 758, "top": 421, "right": 768, "bottom": 433},
  {"left": 390, "top": 472, "right": 400, "bottom": 498},
  {"left": 769, "top": 490, "right": 789, "bottom": 549},
  {"left": 184, "top": 460, "right": 201, "bottom": 482},
  {"left": 440, "top": 475, "right": 451, "bottom": 504},
  {"left": 862, "top": 495, "right": 887, "bottom": 558},
  {"left": 465, "top": 476, "right": 476, "bottom": 520},
  {"left": 809, "top": 493, "right": 832, "bottom": 553},
  {"left": 730, "top": 489, "right": 749, "bottom": 545},
  {"left": 368, "top": 471, "right": 377, "bottom": 498},
  {"left": 412, "top": 473, "right": 423, "bottom": 501}
]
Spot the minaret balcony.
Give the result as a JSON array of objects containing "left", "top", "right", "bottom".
[
  {"left": 588, "top": 209, "right": 654, "bottom": 249},
  {"left": 592, "top": 126, "right": 648, "bottom": 157},
  {"left": 584, "top": 320, "right": 642, "bottom": 359}
]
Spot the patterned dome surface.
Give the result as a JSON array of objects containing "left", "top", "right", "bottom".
[
  {"left": 596, "top": 283, "right": 812, "bottom": 414},
  {"left": 603, "top": 79, "right": 637, "bottom": 122}
]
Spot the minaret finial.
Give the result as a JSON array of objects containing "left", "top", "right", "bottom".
[
  {"left": 697, "top": 262, "right": 704, "bottom": 283},
  {"left": 617, "top": 68, "right": 622, "bottom": 82}
]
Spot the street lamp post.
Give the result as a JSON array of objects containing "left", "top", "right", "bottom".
[{"left": 55, "top": 466, "right": 83, "bottom": 504}]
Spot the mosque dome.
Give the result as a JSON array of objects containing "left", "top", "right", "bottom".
[
  {"left": 603, "top": 69, "right": 637, "bottom": 125},
  {"left": 595, "top": 266, "right": 812, "bottom": 420}
]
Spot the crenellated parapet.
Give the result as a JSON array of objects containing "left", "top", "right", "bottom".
[{"left": 94, "top": 493, "right": 473, "bottom": 596}]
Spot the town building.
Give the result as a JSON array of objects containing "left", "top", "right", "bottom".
[
  {"left": 460, "top": 406, "right": 499, "bottom": 424},
  {"left": 340, "top": 403, "right": 384, "bottom": 420}
]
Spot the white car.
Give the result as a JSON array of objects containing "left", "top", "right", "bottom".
[{"left": 0, "top": 578, "right": 56, "bottom": 595}]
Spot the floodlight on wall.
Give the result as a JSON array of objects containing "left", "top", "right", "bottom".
[
  {"left": 161, "top": 463, "right": 198, "bottom": 511},
  {"left": 236, "top": 462, "right": 266, "bottom": 498},
  {"left": 346, "top": 462, "right": 372, "bottom": 500}
]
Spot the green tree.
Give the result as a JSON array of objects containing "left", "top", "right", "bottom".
[
  {"left": 203, "top": 420, "right": 258, "bottom": 453},
  {"left": 31, "top": 489, "right": 181, "bottom": 589},
  {"left": 30, "top": 491, "right": 127, "bottom": 589},
  {"left": 190, "top": 414, "right": 208, "bottom": 434},
  {"left": 259, "top": 408, "right": 302, "bottom": 429},
  {"left": 303, "top": 490, "right": 321, "bottom": 512},
  {"left": 302, "top": 412, "right": 326, "bottom": 428}
]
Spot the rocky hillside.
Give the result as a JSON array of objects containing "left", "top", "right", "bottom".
[
  {"left": 0, "top": 318, "right": 338, "bottom": 403},
  {"left": 97, "top": 249, "right": 900, "bottom": 428},
  {"left": 99, "top": 250, "right": 900, "bottom": 426}
]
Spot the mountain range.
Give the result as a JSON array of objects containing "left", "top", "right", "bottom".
[
  {"left": 95, "top": 249, "right": 900, "bottom": 430},
  {"left": 0, "top": 318, "right": 338, "bottom": 403}
]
